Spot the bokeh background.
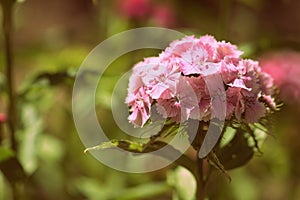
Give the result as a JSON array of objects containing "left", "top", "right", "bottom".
[{"left": 1, "top": 0, "right": 300, "bottom": 199}]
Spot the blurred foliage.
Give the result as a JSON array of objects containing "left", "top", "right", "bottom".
[
  {"left": 0, "top": 0, "right": 300, "bottom": 199},
  {"left": 167, "top": 166, "right": 196, "bottom": 200}
]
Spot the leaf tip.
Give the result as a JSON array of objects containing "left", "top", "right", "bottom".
[{"left": 83, "top": 148, "right": 90, "bottom": 154}]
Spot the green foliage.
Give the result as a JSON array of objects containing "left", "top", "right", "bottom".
[
  {"left": 84, "top": 139, "right": 144, "bottom": 153},
  {"left": 18, "top": 104, "right": 42, "bottom": 174},
  {"left": 0, "top": 147, "right": 14, "bottom": 162},
  {"left": 167, "top": 167, "right": 196, "bottom": 200},
  {"left": 84, "top": 119, "right": 180, "bottom": 153},
  {"left": 73, "top": 177, "right": 171, "bottom": 200},
  {"left": 217, "top": 128, "right": 254, "bottom": 170}
]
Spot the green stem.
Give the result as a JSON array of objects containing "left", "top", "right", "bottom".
[
  {"left": 1, "top": 0, "right": 17, "bottom": 151},
  {"left": 196, "top": 153, "right": 206, "bottom": 200},
  {"left": 1, "top": 1, "right": 20, "bottom": 200}
]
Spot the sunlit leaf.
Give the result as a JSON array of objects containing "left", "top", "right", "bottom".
[
  {"left": 0, "top": 147, "right": 14, "bottom": 162},
  {"left": 120, "top": 182, "right": 171, "bottom": 200},
  {"left": 84, "top": 139, "right": 144, "bottom": 153},
  {"left": 84, "top": 121, "right": 180, "bottom": 154},
  {"left": 73, "top": 177, "right": 170, "bottom": 200},
  {"left": 72, "top": 177, "right": 106, "bottom": 200},
  {"left": 0, "top": 171, "right": 14, "bottom": 199},
  {"left": 229, "top": 168, "right": 259, "bottom": 200},
  {"left": 220, "top": 127, "right": 236, "bottom": 148},
  {"left": 18, "top": 104, "right": 43, "bottom": 175},
  {"left": 37, "top": 134, "right": 65, "bottom": 163},
  {"left": 167, "top": 166, "right": 196, "bottom": 200}
]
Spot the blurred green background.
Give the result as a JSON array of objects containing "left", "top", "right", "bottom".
[{"left": 0, "top": 0, "right": 300, "bottom": 199}]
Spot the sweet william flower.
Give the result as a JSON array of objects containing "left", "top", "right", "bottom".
[
  {"left": 126, "top": 35, "right": 276, "bottom": 127},
  {"left": 118, "top": 0, "right": 152, "bottom": 19},
  {"left": 0, "top": 113, "right": 6, "bottom": 123},
  {"left": 260, "top": 51, "right": 300, "bottom": 103},
  {"left": 117, "top": 0, "right": 178, "bottom": 28},
  {"left": 152, "top": 5, "right": 176, "bottom": 27}
]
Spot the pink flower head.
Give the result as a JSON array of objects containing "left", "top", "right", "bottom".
[
  {"left": 152, "top": 5, "right": 176, "bottom": 27},
  {"left": 260, "top": 51, "right": 300, "bottom": 103},
  {"left": 118, "top": 0, "right": 152, "bottom": 19},
  {"left": 126, "top": 35, "right": 276, "bottom": 127},
  {"left": 0, "top": 113, "right": 6, "bottom": 123}
]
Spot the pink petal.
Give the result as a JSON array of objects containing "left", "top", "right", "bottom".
[{"left": 245, "top": 101, "right": 266, "bottom": 123}]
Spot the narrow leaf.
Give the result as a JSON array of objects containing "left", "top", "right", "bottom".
[
  {"left": 217, "top": 129, "right": 254, "bottom": 170},
  {"left": 208, "top": 151, "right": 231, "bottom": 182}
]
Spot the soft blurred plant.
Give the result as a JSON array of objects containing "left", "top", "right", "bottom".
[
  {"left": 260, "top": 50, "right": 300, "bottom": 105},
  {"left": 116, "top": 0, "right": 176, "bottom": 28},
  {"left": 259, "top": 50, "right": 300, "bottom": 200}
]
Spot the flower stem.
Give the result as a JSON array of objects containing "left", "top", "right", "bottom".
[
  {"left": 196, "top": 152, "right": 206, "bottom": 200},
  {"left": 1, "top": 0, "right": 17, "bottom": 151}
]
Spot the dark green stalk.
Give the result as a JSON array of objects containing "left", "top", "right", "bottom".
[
  {"left": 1, "top": 1, "right": 20, "bottom": 200},
  {"left": 1, "top": 0, "right": 17, "bottom": 151}
]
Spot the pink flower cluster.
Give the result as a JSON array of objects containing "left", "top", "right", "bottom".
[
  {"left": 126, "top": 35, "right": 275, "bottom": 127},
  {"left": 0, "top": 113, "right": 6, "bottom": 123},
  {"left": 118, "top": 0, "right": 175, "bottom": 27},
  {"left": 119, "top": 0, "right": 152, "bottom": 19},
  {"left": 260, "top": 51, "right": 300, "bottom": 104}
]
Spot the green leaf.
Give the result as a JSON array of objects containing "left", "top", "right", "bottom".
[
  {"left": 118, "top": 182, "right": 171, "bottom": 200},
  {"left": 208, "top": 151, "right": 231, "bottom": 182},
  {"left": 84, "top": 121, "right": 180, "bottom": 154},
  {"left": 0, "top": 147, "right": 14, "bottom": 162},
  {"left": 33, "top": 71, "right": 74, "bottom": 86},
  {"left": 220, "top": 127, "right": 236, "bottom": 147},
  {"left": 73, "top": 177, "right": 170, "bottom": 200},
  {"left": 146, "top": 120, "right": 181, "bottom": 146},
  {"left": 84, "top": 138, "right": 197, "bottom": 176},
  {"left": 217, "top": 129, "right": 254, "bottom": 170},
  {"left": 167, "top": 166, "right": 196, "bottom": 200},
  {"left": 72, "top": 177, "right": 106, "bottom": 200},
  {"left": 84, "top": 139, "right": 144, "bottom": 153},
  {"left": 37, "top": 134, "right": 65, "bottom": 163},
  {"left": 0, "top": 172, "right": 7, "bottom": 199},
  {"left": 18, "top": 104, "right": 43, "bottom": 175}
]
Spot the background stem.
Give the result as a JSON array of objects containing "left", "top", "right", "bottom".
[
  {"left": 1, "top": 1, "right": 20, "bottom": 200},
  {"left": 1, "top": 0, "right": 17, "bottom": 151}
]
